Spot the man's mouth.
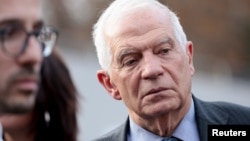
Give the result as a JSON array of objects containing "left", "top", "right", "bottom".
[
  {"left": 145, "top": 87, "right": 169, "bottom": 96},
  {"left": 15, "top": 78, "right": 38, "bottom": 93}
]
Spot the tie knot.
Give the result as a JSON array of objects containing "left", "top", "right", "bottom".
[{"left": 162, "top": 136, "right": 181, "bottom": 141}]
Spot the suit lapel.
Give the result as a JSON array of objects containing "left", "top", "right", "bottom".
[
  {"left": 109, "top": 118, "right": 130, "bottom": 141},
  {"left": 193, "top": 95, "right": 229, "bottom": 141}
]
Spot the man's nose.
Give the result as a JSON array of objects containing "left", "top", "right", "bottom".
[
  {"left": 141, "top": 53, "right": 164, "bottom": 80},
  {"left": 16, "top": 35, "right": 43, "bottom": 68}
]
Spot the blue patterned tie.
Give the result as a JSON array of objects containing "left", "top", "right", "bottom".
[{"left": 162, "top": 136, "right": 181, "bottom": 141}]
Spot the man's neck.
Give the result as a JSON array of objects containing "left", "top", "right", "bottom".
[{"left": 129, "top": 96, "right": 192, "bottom": 137}]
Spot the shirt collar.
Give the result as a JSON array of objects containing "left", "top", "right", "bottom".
[{"left": 173, "top": 99, "right": 199, "bottom": 141}]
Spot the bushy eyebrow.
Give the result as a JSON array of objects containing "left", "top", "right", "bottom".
[
  {"left": 0, "top": 19, "right": 20, "bottom": 27},
  {"left": 0, "top": 19, "right": 44, "bottom": 30},
  {"left": 117, "top": 38, "right": 174, "bottom": 60},
  {"left": 157, "top": 38, "right": 174, "bottom": 47},
  {"left": 33, "top": 20, "right": 44, "bottom": 30}
]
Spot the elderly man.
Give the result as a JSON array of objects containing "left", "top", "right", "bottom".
[{"left": 92, "top": 0, "right": 250, "bottom": 141}]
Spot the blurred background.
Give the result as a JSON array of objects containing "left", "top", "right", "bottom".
[{"left": 41, "top": 0, "right": 250, "bottom": 140}]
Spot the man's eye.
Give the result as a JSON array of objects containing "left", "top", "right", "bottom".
[
  {"left": 0, "top": 28, "right": 4, "bottom": 37},
  {"left": 0, "top": 26, "right": 19, "bottom": 38},
  {"left": 0, "top": 27, "right": 8, "bottom": 36},
  {"left": 122, "top": 57, "right": 139, "bottom": 67},
  {"left": 124, "top": 59, "right": 136, "bottom": 66},
  {"left": 160, "top": 48, "right": 170, "bottom": 54}
]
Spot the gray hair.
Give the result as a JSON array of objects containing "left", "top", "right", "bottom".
[{"left": 92, "top": 0, "right": 187, "bottom": 71}]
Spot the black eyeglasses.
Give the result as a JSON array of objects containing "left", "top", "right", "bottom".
[{"left": 0, "top": 25, "right": 58, "bottom": 57}]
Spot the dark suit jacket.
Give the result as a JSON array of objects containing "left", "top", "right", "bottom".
[{"left": 92, "top": 95, "right": 250, "bottom": 141}]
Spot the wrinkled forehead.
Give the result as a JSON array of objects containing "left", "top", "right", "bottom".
[
  {"left": 0, "top": 0, "right": 42, "bottom": 27},
  {"left": 104, "top": 4, "right": 171, "bottom": 38}
]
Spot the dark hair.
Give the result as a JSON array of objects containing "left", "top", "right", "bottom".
[{"left": 34, "top": 49, "right": 78, "bottom": 141}]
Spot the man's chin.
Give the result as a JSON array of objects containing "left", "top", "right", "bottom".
[{"left": 1, "top": 94, "right": 36, "bottom": 114}]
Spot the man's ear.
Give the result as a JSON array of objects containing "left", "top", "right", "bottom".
[
  {"left": 97, "top": 70, "right": 122, "bottom": 100},
  {"left": 186, "top": 41, "right": 195, "bottom": 75}
]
